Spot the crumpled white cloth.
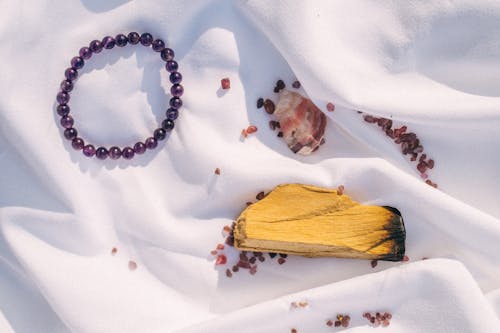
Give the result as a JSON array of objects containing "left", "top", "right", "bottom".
[{"left": 1, "top": 0, "right": 500, "bottom": 332}]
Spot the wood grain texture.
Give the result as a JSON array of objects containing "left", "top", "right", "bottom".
[{"left": 234, "top": 184, "right": 405, "bottom": 261}]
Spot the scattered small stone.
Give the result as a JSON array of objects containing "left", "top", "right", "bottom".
[
  {"left": 279, "top": 253, "right": 288, "bottom": 258},
  {"left": 246, "top": 125, "right": 258, "bottom": 134},
  {"left": 223, "top": 225, "right": 231, "bottom": 234},
  {"left": 403, "top": 255, "right": 410, "bottom": 262},
  {"left": 216, "top": 244, "right": 224, "bottom": 250},
  {"left": 278, "top": 257, "right": 286, "bottom": 265},
  {"left": 276, "top": 79, "right": 285, "bottom": 90},
  {"left": 264, "top": 99, "right": 276, "bottom": 114},
  {"left": 128, "top": 260, "right": 137, "bottom": 271},
  {"left": 210, "top": 250, "right": 218, "bottom": 256},
  {"left": 221, "top": 77, "right": 230, "bottom": 90},
  {"left": 111, "top": 247, "right": 117, "bottom": 255},
  {"left": 257, "top": 97, "right": 264, "bottom": 108},
  {"left": 326, "top": 102, "right": 335, "bottom": 112},
  {"left": 226, "top": 268, "right": 232, "bottom": 277},
  {"left": 256, "top": 191, "right": 265, "bottom": 200},
  {"left": 269, "top": 120, "right": 279, "bottom": 130},
  {"left": 214, "top": 168, "right": 221, "bottom": 175},
  {"left": 364, "top": 311, "right": 392, "bottom": 327},
  {"left": 337, "top": 185, "right": 344, "bottom": 195},
  {"left": 291, "top": 329, "right": 297, "bottom": 333},
  {"left": 371, "top": 260, "right": 378, "bottom": 268},
  {"left": 215, "top": 254, "right": 227, "bottom": 265},
  {"left": 292, "top": 80, "right": 301, "bottom": 89},
  {"left": 277, "top": 131, "right": 283, "bottom": 137},
  {"left": 241, "top": 128, "right": 248, "bottom": 138},
  {"left": 246, "top": 202, "right": 253, "bottom": 206},
  {"left": 361, "top": 113, "right": 437, "bottom": 186},
  {"left": 326, "top": 320, "right": 334, "bottom": 327},
  {"left": 269, "top": 252, "right": 277, "bottom": 258}
]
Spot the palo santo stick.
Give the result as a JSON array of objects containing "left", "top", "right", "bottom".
[{"left": 234, "top": 184, "right": 405, "bottom": 261}]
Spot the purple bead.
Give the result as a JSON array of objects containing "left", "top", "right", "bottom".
[
  {"left": 60, "top": 115, "right": 74, "bottom": 128},
  {"left": 145, "top": 137, "right": 158, "bottom": 149},
  {"left": 102, "top": 36, "right": 116, "bottom": 49},
  {"left": 64, "top": 127, "right": 78, "bottom": 140},
  {"left": 152, "top": 39, "right": 165, "bottom": 52},
  {"left": 71, "top": 56, "right": 84, "bottom": 69},
  {"left": 170, "top": 84, "right": 183, "bottom": 97},
  {"left": 169, "top": 97, "right": 182, "bottom": 109},
  {"left": 60, "top": 80, "right": 73, "bottom": 92},
  {"left": 165, "top": 60, "right": 178, "bottom": 73},
  {"left": 169, "top": 72, "right": 182, "bottom": 84},
  {"left": 162, "top": 119, "right": 174, "bottom": 131},
  {"left": 166, "top": 108, "right": 178, "bottom": 120},
  {"left": 133, "top": 142, "right": 146, "bottom": 154},
  {"left": 79, "top": 47, "right": 92, "bottom": 60},
  {"left": 140, "top": 33, "right": 153, "bottom": 46},
  {"left": 128, "top": 32, "right": 140, "bottom": 45},
  {"left": 65, "top": 68, "right": 78, "bottom": 81},
  {"left": 161, "top": 48, "right": 175, "bottom": 61},
  {"left": 57, "top": 104, "right": 70, "bottom": 116},
  {"left": 95, "top": 147, "right": 109, "bottom": 160},
  {"left": 83, "top": 144, "right": 96, "bottom": 157},
  {"left": 115, "top": 34, "right": 128, "bottom": 47},
  {"left": 109, "top": 146, "right": 122, "bottom": 159},
  {"left": 122, "top": 147, "right": 135, "bottom": 159},
  {"left": 154, "top": 128, "right": 166, "bottom": 140},
  {"left": 72, "top": 137, "right": 84, "bottom": 150},
  {"left": 57, "top": 91, "right": 70, "bottom": 104},
  {"left": 89, "top": 40, "right": 103, "bottom": 53}
]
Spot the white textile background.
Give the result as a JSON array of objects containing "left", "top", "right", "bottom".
[{"left": 1, "top": 1, "right": 500, "bottom": 332}]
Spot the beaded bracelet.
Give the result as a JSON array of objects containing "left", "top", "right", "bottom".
[{"left": 56, "top": 32, "right": 183, "bottom": 160}]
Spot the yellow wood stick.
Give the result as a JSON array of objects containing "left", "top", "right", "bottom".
[{"left": 234, "top": 184, "right": 405, "bottom": 261}]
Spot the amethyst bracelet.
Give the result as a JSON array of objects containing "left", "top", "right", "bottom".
[{"left": 56, "top": 32, "right": 183, "bottom": 160}]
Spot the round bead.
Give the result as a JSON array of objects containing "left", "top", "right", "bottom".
[
  {"left": 60, "top": 115, "right": 74, "bottom": 128},
  {"left": 72, "top": 137, "right": 84, "bottom": 150},
  {"left": 83, "top": 144, "right": 96, "bottom": 157},
  {"left": 170, "top": 84, "right": 183, "bottom": 97},
  {"left": 170, "top": 97, "right": 182, "bottom": 109},
  {"left": 89, "top": 40, "right": 103, "bottom": 53},
  {"left": 71, "top": 56, "right": 84, "bottom": 69},
  {"left": 140, "top": 33, "right": 153, "bottom": 46},
  {"left": 145, "top": 137, "right": 158, "bottom": 149},
  {"left": 65, "top": 68, "right": 78, "bottom": 81},
  {"left": 60, "top": 80, "right": 73, "bottom": 92},
  {"left": 152, "top": 39, "right": 165, "bottom": 52},
  {"left": 169, "top": 72, "right": 182, "bottom": 84},
  {"left": 64, "top": 127, "right": 78, "bottom": 140},
  {"left": 127, "top": 32, "right": 140, "bottom": 45},
  {"left": 95, "top": 147, "right": 109, "bottom": 160},
  {"left": 102, "top": 36, "right": 116, "bottom": 49},
  {"left": 115, "top": 34, "right": 128, "bottom": 47},
  {"left": 154, "top": 128, "right": 166, "bottom": 140},
  {"left": 162, "top": 119, "right": 175, "bottom": 131},
  {"left": 166, "top": 108, "right": 178, "bottom": 120},
  {"left": 133, "top": 142, "right": 146, "bottom": 154},
  {"left": 161, "top": 48, "right": 175, "bottom": 61},
  {"left": 165, "top": 60, "right": 178, "bottom": 73},
  {"left": 79, "top": 47, "right": 92, "bottom": 60},
  {"left": 57, "top": 91, "right": 70, "bottom": 104},
  {"left": 122, "top": 147, "right": 135, "bottom": 159},
  {"left": 109, "top": 146, "right": 122, "bottom": 159},
  {"left": 57, "top": 104, "right": 70, "bottom": 116}
]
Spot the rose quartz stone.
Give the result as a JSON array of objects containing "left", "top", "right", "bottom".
[{"left": 275, "top": 89, "right": 326, "bottom": 155}]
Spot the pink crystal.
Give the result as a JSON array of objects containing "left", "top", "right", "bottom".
[{"left": 274, "top": 90, "right": 326, "bottom": 155}]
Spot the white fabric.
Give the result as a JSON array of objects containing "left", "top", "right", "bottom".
[{"left": 1, "top": 0, "right": 500, "bottom": 332}]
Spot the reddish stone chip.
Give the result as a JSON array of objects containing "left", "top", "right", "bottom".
[{"left": 221, "top": 78, "right": 230, "bottom": 90}]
